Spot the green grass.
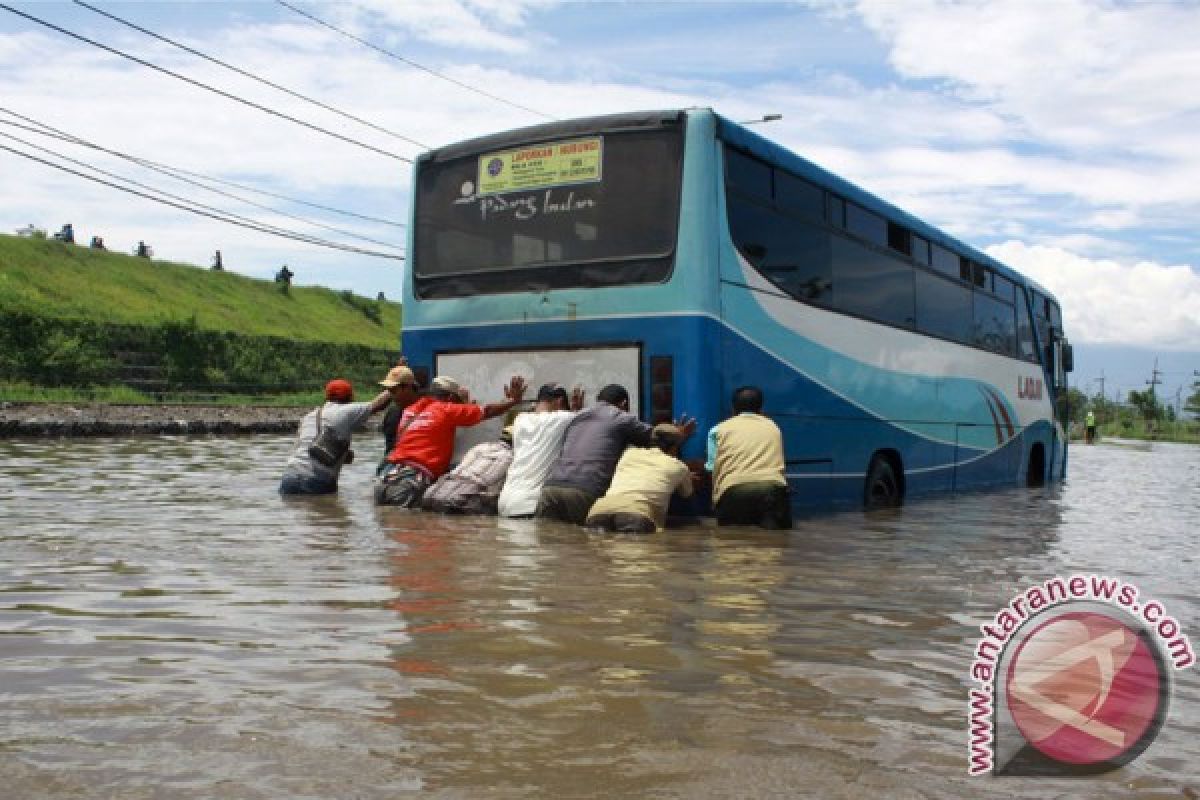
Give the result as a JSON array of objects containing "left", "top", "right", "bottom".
[
  {"left": 0, "top": 234, "right": 401, "bottom": 348},
  {"left": 1075, "top": 415, "right": 1200, "bottom": 445},
  {"left": 1097, "top": 419, "right": 1200, "bottom": 445},
  {"left": 0, "top": 380, "right": 317, "bottom": 407}
]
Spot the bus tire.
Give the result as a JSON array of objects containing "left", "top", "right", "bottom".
[
  {"left": 864, "top": 454, "right": 903, "bottom": 510},
  {"left": 1026, "top": 442, "right": 1046, "bottom": 487}
]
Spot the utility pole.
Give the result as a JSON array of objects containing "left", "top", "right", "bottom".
[
  {"left": 1147, "top": 358, "right": 1162, "bottom": 402},
  {"left": 1096, "top": 371, "right": 1106, "bottom": 404}
]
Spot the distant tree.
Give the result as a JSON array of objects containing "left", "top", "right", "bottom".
[
  {"left": 1089, "top": 392, "right": 1115, "bottom": 425},
  {"left": 1186, "top": 380, "right": 1200, "bottom": 417},
  {"left": 1064, "top": 387, "right": 1087, "bottom": 423},
  {"left": 1128, "top": 389, "right": 1161, "bottom": 422}
]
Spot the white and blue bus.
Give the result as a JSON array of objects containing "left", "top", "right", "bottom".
[{"left": 400, "top": 109, "right": 1073, "bottom": 512}]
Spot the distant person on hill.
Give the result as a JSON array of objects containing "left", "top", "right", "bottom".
[
  {"left": 89, "top": 236, "right": 105, "bottom": 250},
  {"left": 54, "top": 223, "right": 74, "bottom": 244},
  {"left": 212, "top": 250, "right": 223, "bottom": 271},
  {"left": 279, "top": 374, "right": 396, "bottom": 495},
  {"left": 135, "top": 240, "right": 150, "bottom": 258},
  {"left": 276, "top": 264, "right": 294, "bottom": 294}
]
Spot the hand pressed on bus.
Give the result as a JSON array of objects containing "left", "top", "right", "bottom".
[
  {"left": 481, "top": 375, "right": 528, "bottom": 421},
  {"left": 674, "top": 414, "right": 697, "bottom": 439},
  {"left": 504, "top": 375, "right": 528, "bottom": 402}
]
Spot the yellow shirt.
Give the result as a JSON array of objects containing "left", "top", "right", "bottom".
[
  {"left": 586, "top": 447, "right": 693, "bottom": 531},
  {"left": 712, "top": 413, "right": 787, "bottom": 504}
]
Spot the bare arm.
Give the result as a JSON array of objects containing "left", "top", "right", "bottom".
[
  {"left": 481, "top": 376, "right": 528, "bottom": 420},
  {"left": 367, "top": 389, "right": 392, "bottom": 414}
]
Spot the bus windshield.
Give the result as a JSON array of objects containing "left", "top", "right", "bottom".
[{"left": 413, "top": 126, "right": 683, "bottom": 298}]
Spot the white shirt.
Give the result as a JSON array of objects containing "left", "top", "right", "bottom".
[{"left": 497, "top": 409, "right": 575, "bottom": 517}]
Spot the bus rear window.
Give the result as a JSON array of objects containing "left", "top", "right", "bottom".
[{"left": 413, "top": 127, "right": 683, "bottom": 298}]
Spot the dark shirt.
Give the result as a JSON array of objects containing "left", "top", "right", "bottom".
[
  {"left": 544, "top": 403, "right": 654, "bottom": 497},
  {"left": 381, "top": 405, "right": 402, "bottom": 455}
]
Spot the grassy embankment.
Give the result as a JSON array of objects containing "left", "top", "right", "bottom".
[
  {"left": 0, "top": 234, "right": 402, "bottom": 405},
  {"left": 1093, "top": 419, "right": 1200, "bottom": 445}
]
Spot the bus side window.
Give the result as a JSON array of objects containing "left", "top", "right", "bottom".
[
  {"left": 887, "top": 222, "right": 912, "bottom": 257},
  {"left": 915, "top": 269, "right": 972, "bottom": 343},
  {"left": 1016, "top": 287, "right": 1038, "bottom": 362},
  {"left": 725, "top": 148, "right": 772, "bottom": 201},
  {"left": 775, "top": 171, "right": 823, "bottom": 222},
  {"left": 726, "top": 193, "right": 833, "bottom": 307},
  {"left": 911, "top": 234, "right": 930, "bottom": 266},
  {"left": 972, "top": 291, "right": 1017, "bottom": 357},
  {"left": 826, "top": 194, "right": 846, "bottom": 228},
  {"left": 846, "top": 202, "right": 886, "bottom": 246},
  {"left": 931, "top": 244, "right": 958, "bottom": 276}
]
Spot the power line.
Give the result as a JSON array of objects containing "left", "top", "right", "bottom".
[
  {"left": 1, "top": 105, "right": 405, "bottom": 229},
  {"left": 1, "top": 142, "right": 405, "bottom": 260},
  {"left": 276, "top": 0, "right": 555, "bottom": 122},
  {"left": 0, "top": 114, "right": 404, "bottom": 250},
  {"left": 1, "top": 131, "right": 404, "bottom": 256},
  {"left": 0, "top": 3, "right": 413, "bottom": 163},
  {"left": 72, "top": 0, "right": 428, "bottom": 149}
]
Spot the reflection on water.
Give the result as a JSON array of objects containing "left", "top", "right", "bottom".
[{"left": 1, "top": 436, "right": 1196, "bottom": 798}]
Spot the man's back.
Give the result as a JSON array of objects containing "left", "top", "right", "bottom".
[
  {"left": 498, "top": 409, "right": 575, "bottom": 517},
  {"left": 545, "top": 403, "right": 653, "bottom": 498},
  {"left": 388, "top": 397, "right": 484, "bottom": 478},
  {"left": 588, "top": 446, "right": 693, "bottom": 531},
  {"left": 712, "top": 413, "right": 786, "bottom": 504},
  {"left": 283, "top": 401, "right": 374, "bottom": 486}
]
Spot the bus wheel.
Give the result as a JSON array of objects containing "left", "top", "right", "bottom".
[
  {"left": 864, "top": 454, "right": 903, "bottom": 510},
  {"left": 1026, "top": 443, "right": 1046, "bottom": 488}
]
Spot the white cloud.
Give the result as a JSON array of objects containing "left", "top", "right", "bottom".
[
  {"left": 852, "top": 0, "right": 1200, "bottom": 153},
  {"left": 987, "top": 241, "right": 1200, "bottom": 350},
  {"left": 330, "top": 0, "right": 558, "bottom": 54}
]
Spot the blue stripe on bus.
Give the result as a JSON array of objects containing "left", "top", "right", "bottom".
[{"left": 401, "top": 312, "right": 1055, "bottom": 510}]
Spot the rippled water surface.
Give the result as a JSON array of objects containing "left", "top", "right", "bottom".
[{"left": 1, "top": 435, "right": 1197, "bottom": 798}]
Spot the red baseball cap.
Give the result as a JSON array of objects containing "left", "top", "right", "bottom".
[{"left": 324, "top": 379, "right": 354, "bottom": 402}]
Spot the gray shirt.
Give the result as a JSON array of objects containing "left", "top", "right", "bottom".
[
  {"left": 544, "top": 403, "right": 654, "bottom": 497},
  {"left": 282, "top": 401, "right": 374, "bottom": 486}
]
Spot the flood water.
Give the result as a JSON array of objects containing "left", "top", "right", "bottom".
[{"left": 1, "top": 435, "right": 1197, "bottom": 798}]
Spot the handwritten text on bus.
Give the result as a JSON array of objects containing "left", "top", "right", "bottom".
[{"left": 463, "top": 189, "right": 598, "bottom": 222}]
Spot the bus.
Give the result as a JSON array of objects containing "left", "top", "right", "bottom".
[{"left": 399, "top": 108, "right": 1074, "bottom": 513}]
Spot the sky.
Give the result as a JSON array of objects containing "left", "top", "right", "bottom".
[{"left": 1, "top": 0, "right": 1197, "bottom": 405}]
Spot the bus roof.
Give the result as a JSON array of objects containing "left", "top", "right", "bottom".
[
  {"left": 418, "top": 107, "right": 1058, "bottom": 306},
  {"left": 421, "top": 109, "right": 685, "bottom": 164}
]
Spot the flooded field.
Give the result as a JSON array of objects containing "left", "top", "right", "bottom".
[{"left": 1, "top": 435, "right": 1197, "bottom": 798}]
